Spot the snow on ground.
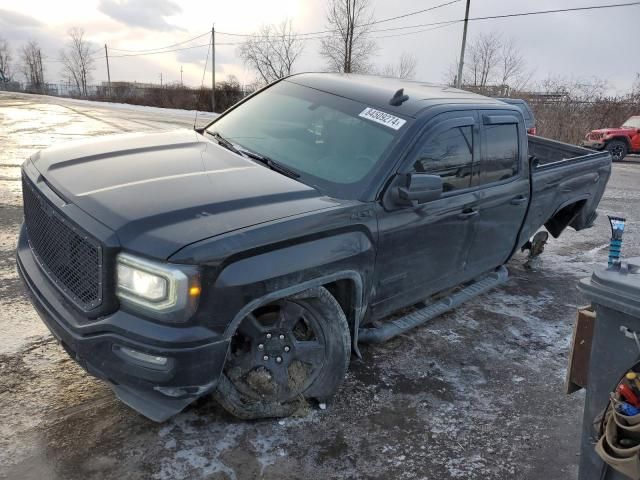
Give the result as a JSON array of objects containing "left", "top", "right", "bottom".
[{"left": 1, "top": 91, "right": 220, "bottom": 120}]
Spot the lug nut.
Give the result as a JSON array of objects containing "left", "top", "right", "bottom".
[
  {"left": 266, "top": 333, "right": 272, "bottom": 339},
  {"left": 284, "top": 346, "right": 290, "bottom": 352},
  {"left": 263, "top": 355, "right": 269, "bottom": 361},
  {"left": 276, "top": 356, "right": 282, "bottom": 363},
  {"left": 258, "top": 344, "right": 264, "bottom": 350},
  {"left": 279, "top": 334, "right": 285, "bottom": 340}
]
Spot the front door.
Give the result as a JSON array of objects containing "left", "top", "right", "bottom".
[
  {"left": 370, "top": 111, "right": 481, "bottom": 321},
  {"left": 631, "top": 129, "right": 640, "bottom": 152}
]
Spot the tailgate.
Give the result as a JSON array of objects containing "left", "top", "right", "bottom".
[{"left": 516, "top": 136, "right": 611, "bottom": 247}]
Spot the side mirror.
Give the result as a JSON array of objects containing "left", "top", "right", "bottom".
[{"left": 395, "top": 173, "right": 443, "bottom": 206}]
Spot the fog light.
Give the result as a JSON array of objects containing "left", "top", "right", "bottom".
[{"left": 119, "top": 346, "right": 168, "bottom": 366}]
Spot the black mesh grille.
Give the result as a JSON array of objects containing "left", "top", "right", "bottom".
[{"left": 22, "top": 176, "right": 103, "bottom": 310}]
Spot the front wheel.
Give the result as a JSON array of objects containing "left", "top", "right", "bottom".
[
  {"left": 214, "top": 287, "right": 351, "bottom": 419},
  {"left": 606, "top": 139, "right": 628, "bottom": 162}
]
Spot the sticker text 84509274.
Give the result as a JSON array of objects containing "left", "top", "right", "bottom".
[{"left": 358, "top": 107, "right": 407, "bottom": 131}]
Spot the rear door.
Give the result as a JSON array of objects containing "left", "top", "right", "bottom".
[
  {"left": 370, "top": 111, "right": 480, "bottom": 320},
  {"left": 465, "top": 112, "right": 529, "bottom": 274}
]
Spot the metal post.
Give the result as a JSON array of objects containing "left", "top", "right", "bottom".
[
  {"left": 456, "top": 0, "right": 471, "bottom": 89},
  {"left": 211, "top": 25, "right": 216, "bottom": 112},
  {"left": 104, "top": 44, "right": 111, "bottom": 97}
]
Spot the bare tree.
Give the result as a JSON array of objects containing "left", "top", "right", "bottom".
[
  {"left": 633, "top": 73, "right": 640, "bottom": 97},
  {"left": 60, "top": 28, "right": 95, "bottom": 96},
  {"left": 20, "top": 40, "right": 45, "bottom": 91},
  {"left": 498, "top": 38, "right": 526, "bottom": 88},
  {"left": 381, "top": 52, "right": 418, "bottom": 79},
  {"left": 527, "top": 76, "right": 640, "bottom": 144},
  {"left": 465, "top": 32, "right": 501, "bottom": 87},
  {"left": 239, "top": 20, "right": 303, "bottom": 86},
  {"left": 446, "top": 32, "right": 531, "bottom": 93},
  {"left": 320, "top": 0, "right": 377, "bottom": 73},
  {"left": 0, "top": 37, "right": 12, "bottom": 82}
]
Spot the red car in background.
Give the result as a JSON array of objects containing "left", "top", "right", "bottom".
[{"left": 581, "top": 116, "right": 640, "bottom": 161}]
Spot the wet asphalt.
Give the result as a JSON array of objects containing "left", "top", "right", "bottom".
[{"left": 1, "top": 91, "right": 640, "bottom": 480}]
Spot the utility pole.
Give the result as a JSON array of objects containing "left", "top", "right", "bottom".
[
  {"left": 211, "top": 24, "right": 216, "bottom": 112},
  {"left": 160, "top": 72, "right": 163, "bottom": 87},
  {"left": 104, "top": 44, "right": 111, "bottom": 97},
  {"left": 456, "top": 0, "right": 471, "bottom": 89},
  {"left": 180, "top": 66, "right": 183, "bottom": 86}
]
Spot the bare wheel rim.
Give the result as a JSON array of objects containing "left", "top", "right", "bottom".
[{"left": 225, "top": 299, "right": 327, "bottom": 403}]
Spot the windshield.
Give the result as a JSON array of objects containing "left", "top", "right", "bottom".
[
  {"left": 622, "top": 117, "right": 640, "bottom": 128},
  {"left": 205, "top": 80, "right": 404, "bottom": 198}
]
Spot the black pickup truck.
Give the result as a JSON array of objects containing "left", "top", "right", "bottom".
[{"left": 17, "top": 74, "right": 611, "bottom": 421}]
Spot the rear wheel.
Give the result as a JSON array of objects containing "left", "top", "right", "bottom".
[
  {"left": 606, "top": 139, "right": 628, "bottom": 162},
  {"left": 214, "top": 287, "right": 351, "bottom": 419}
]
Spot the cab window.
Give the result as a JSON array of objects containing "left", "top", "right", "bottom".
[
  {"left": 473, "top": 124, "right": 519, "bottom": 186},
  {"left": 411, "top": 126, "right": 474, "bottom": 192}
]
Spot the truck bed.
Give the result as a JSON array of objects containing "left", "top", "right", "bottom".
[
  {"left": 517, "top": 136, "right": 612, "bottom": 247},
  {"left": 528, "top": 135, "right": 608, "bottom": 168}
]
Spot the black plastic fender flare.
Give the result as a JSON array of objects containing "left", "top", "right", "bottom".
[{"left": 222, "top": 270, "right": 366, "bottom": 357}]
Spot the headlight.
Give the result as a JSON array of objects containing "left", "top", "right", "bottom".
[
  {"left": 117, "top": 263, "right": 168, "bottom": 301},
  {"left": 116, "top": 253, "right": 200, "bottom": 321}
]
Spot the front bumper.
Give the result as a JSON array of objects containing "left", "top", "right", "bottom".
[
  {"left": 580, "top": 139, "right": 605, "bottom": 150},
  {"left": 16, "top": 224, "right": 230, "bottom": 421}
]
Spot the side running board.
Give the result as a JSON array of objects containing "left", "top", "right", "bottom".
[{"left": 358, "top": 266, "right": 509, "bottom": 344}]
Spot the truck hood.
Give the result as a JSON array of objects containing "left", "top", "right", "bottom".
[
  {"left": 590, "top": 127, "right": 636, "bottom": 136},
  {"left": 31, "top": 129, "right": 339, "bottom": 258}
]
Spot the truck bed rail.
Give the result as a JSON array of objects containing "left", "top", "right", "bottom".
[{"left": 529, "top": 135, "right": 610, "bottom": 170}]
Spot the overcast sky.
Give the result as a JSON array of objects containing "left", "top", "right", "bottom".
[{"left": 0, "top": 0, "right": 638, "bottom": 94}]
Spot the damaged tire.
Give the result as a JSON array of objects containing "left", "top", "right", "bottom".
[{"left": 214, "top": 287, "right": 351, "bottom": 419}]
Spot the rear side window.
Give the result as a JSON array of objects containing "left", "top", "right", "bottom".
[
  {"left": 412, "top": 126, "right": 473, "bottom": 192},
  {"left": 473, "top": 124, "right": 519, "bottom": 186}
]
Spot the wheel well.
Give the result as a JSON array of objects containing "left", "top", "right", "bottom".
[
  {"left": 606, "top": 136, "right": 631, "bottom": 148},
  {"left": 323, "top": 279, "right": 356, "bottom": 336},
  {"left": 544, "top": 200, "right": 587, "bottom": 238}
]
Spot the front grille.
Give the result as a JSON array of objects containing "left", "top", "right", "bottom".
[
  {"left": 22, "top": 175, "right": 103, "bottom": 310},
  {"left": 589, "top": 132, "right": 603, "bottom": 141}
]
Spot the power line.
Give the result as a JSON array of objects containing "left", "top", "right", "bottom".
[
  {"left": 216, "top": 0, "right": 461, "bottom": 38},
  {"left": 43, "top": 0, "right": 640, "bottom": 63},
  {"left": 108, "top": 31, "right": 210, "bottom": 53},
  {"left": 359, "top": 1, "right": 640, "bottom": 35},
  {"left": 106, "top": 42, "right": 223, "bottom": 59},
  {"left": 218, "top": 0, "right": 640, "bottom": 39},
  {"left": 208, "top": 1, "right": 640, "bottom": 44},
  {"left": 365, "top": 0, "right": 461, "bottom": 27},
  {"left": 366, "top": 20, "right": 458, "bottom": 40}
]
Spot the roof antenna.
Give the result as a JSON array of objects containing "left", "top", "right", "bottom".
[
  {"left": 193, "top": 34, "right": 213, "bottom": 131},
  {"left": 389, "top": 88, "right": 409, "bottom": 106}
]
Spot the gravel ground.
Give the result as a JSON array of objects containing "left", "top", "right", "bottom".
[{"left": 1, "top": 91, "right": 639, "bottom": 480}]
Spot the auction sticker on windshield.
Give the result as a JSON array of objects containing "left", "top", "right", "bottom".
[{"left": 359, "top": 107, "right": 407, "bottom": 130}]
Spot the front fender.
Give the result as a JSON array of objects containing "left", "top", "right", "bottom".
[{"left": 211, "top": 231, "right": 374, "bottom": 346}]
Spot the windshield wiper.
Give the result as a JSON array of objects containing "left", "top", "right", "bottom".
[
  {"left": 237, "top": 148, "right": 300, "bottom": 179},
  {"left": 206, "top": 131, "right": 246, "bottom": 157},
  {"left": 206, "top": 131, "right": 299, "bottom": 179}
]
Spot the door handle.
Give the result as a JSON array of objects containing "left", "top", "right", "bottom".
[
  {"left": 458, "top": 209, "right": 479, "bottom": 220},
  {"left": 510, "top": 195, "right": 528, "bottom": 205}
]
